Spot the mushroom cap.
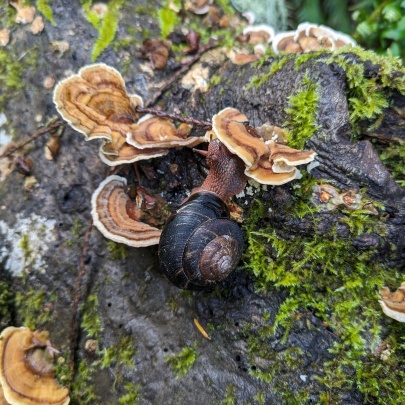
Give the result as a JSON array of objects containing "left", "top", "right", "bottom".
[
  {"left": 267, "top": 140, "right": 316, "bottom": 173},
  {"left": 379, "top": 282, "right": 405, "bottom": 322},
  {"left": 91, "top": 176, "right": 162, "bottom": 247},
  {"left": 53, "top": 63, "right": 142, "bottom": 146},
  {"left": 99, "top": 142, "right": 169, "bottom": 166},
  {"left": 242, "top": 24, "right": 275, "bottom": 44},
  {"left": 211, "top": 108, "right": 269, "bottom": 169},
  {"left": 126, "top": 114, "right": 197, "bottom": 149},
  {"left": 0, "top": 326, "right": 70, "bottom": 405},
  {"left": 245, "top": 154, "right": 300, "bottom": 185}
]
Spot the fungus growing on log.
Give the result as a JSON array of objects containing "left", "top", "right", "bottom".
[
  {"left": 211, "top": 108, "right": 316, "bottom": 185},
  {"left": 54, "top": 64, "right": 203, "bottom": 165},
  {"left": 185, "top": 0, "right": 213, "bottom": 14},
  {"left": 272, "top": 22, "right": 355, "bottom": 53},
  {"left": 0, "top": 327, "right": 70, "bottom": 405},
  {"left": 379, "top": 282, "right": 405, "bottom": 322},
  {"left": 242, "top": 24, "right": 275, "bottom": 44},
  {"left": 91, "top": 176, "right": 162, "bottom": 247}
]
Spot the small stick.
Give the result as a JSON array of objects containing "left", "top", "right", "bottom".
[
  {"left": 69, "top": 219, "right": 93, "bottom": 372},
  {"left": 0, "top": 120, "right": 64, "bottom": 158},
  {"left": 135, "top": 106, "right": 212, "bottom": 130},
  {"left": 193, "top": 318, "right": 211, "bottom": 340}
]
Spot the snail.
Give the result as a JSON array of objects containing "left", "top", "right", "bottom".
[{"left": 158, "top": 139, "right": 248, "bottom": 290}]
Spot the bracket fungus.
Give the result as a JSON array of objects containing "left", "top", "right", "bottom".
[
  {"left": 272, "top": 22, "right": 355, "bottom": 53},
  {"left": 379, "top": 282, "right": 405, "bottom": 322},
  {"left": 91, "top": 175, "right": 163, "bottom": 247},
  {"left": 54, "top": 64, "right": 203, "bottom": 166},
  {"left": 0, "top": 327, "right": 70, "bottom": 405},
  {"left": 211, "top": 108, "right": 316, "bottom": 185}
]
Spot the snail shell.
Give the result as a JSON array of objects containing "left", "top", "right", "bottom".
[{"left": 158, "top": 191, "right": 244, "bottom": 290}]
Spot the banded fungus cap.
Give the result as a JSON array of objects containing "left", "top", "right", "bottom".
[
  {"left": 211, "top": 107, "right": 269, "bottom": 169},
  {"left": 379, "top": 282, "right": 405, "bottom": 322},
  {"left": 0, "top": 326, "right": 70, "bottom": 405},
  {"left": 91, "top": 175, "right": 162, "bottom": 247},
  {"left": 267, "top": 140, "right": 316, "bottom": 173},
  {"left": 126, "top": 114, "right": 197, "bottom": 149},
  {"left": 99, "top": 142, "right": 169, "bottom": 166},
  {"left": 53, "top": 63, "right": 142, "bottom": 154}
]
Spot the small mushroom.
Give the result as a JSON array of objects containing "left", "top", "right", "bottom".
[
  {"left": 242, "top": 24, "right": 275, "bottom": 44},
  {"left": 0, "top": 29, "right": 10, "bottom": 47},
  {"left": 91, "top": 175, "right": 162, "bottom": 247},
  {"left": 126, "top": 114, "right": 195, "bottom": 149},
  {"left": 140, "top": 39, "right": 171, "bottom": 70},
  {"left": 10, "top": 1, "right": 36, "bottom": 24},
  {"left": 211, "top": 108, "right": 269, "bottom": 169},
  {"left": 0, "top": 326, "right": 70, "bottom": 405},
  {"left": 379, "top": 282, "right": 405, "bottom": 322}
]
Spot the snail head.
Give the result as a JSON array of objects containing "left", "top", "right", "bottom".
[{"left": 194, "top": 139, "right": 247, "bottom": 200}]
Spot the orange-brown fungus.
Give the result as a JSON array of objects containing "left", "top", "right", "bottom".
[
  {"left": 53, "top": 63, "right": 142, "bottom": 153},
  {"left": 91, "top": 176, "right": 162, "bottom": 247},
  {"left": 0, "top": 327, "right": 70, "bottom": 405},
  {"left": 126, "top": 115, "right": 195, "bottom": 149},
  {"left": 99, "top": 142, "right": 168, "bottom": 166},
  {"left": 268, "top": 140, "right": 316, "bottom": 173},
  {"left": 379, "top": 282, "right": 405, "bottom": 322},
  {"left": 212, "top": 108, "right": 269, "bottom": 169}
]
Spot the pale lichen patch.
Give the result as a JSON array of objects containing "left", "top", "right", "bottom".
[{"left": 0, "top": 213, "right": 57, "bottom": 276}]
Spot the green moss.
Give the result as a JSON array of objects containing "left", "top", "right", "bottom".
[
  {"left": 165, "top": 342, "right": 198, "bottom": 378},
  {"left": 247, "top": 57, "right": 290, "bottom": 89},
  {"left": 81, "top": 294, "right": 103, "bottom": 340},
  {"left": 379, "top": 142, "right": 405, "bottom": 186},
  {"left": 210, "top": 74, "right": 222, "bottom": 86},
  {"left": 284, "top": 74, "right": 319, "bottom": 149},
  {"left": 0, "top": 48, "right": 24, "bottom": 109},
  {"left": 243, "top": 185, "right": 405, "bottom": 402},
  {"left": 15, "top": 288, "right": 55, "bottom": 329},
  {"left": 215, "top": 0, "right": 235, "bottom": 15},
  {"left": 0, "top": 281, "right": 13, "bottom": 328},
  {"left": 81, "top": 0, "right": 125, "bottom": 61},
  {"left": 158, "top": 0, "right": 181, "bottom": 39},
  {"left": 117, "top": 382, "right": 140, "bottom": 405},
  {"left": 97, "top": 334, "right": 135, "bottom": 370},
  {"left": 36, "top": 0, "right": 56, "bottom": 25},
  {"left": 107, "top": 241, "right": 127, "bottom": 261},
  {"left": 220, "top": 384, "right": 237, "bottom": 405}
]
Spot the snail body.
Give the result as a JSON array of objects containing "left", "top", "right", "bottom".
[{"left": 158, "top": 139, "right": 247, "bottom": 290}]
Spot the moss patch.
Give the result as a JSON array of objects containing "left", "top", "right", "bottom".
[
  {"left": 0, "top": 48, "right": 24, "bottom": 109},
  {"left": 36, "top": 0, "right": 56, "bottom": 25},
  {"left": 243, "top": 185, "right": 405, "bottom": 403},
  {"left": 165, "top": 341, "right": 198, "bottom": 378},
  {"left": 284, "top": 73, "right": 319, "bottom": 149}
]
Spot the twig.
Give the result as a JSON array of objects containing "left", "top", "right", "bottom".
[
  {"left": 135, "top": 106, "right": 212, "bottom": 130},
  {"left": 0, "top": 120, "right": 64, "bottom": 158},
  {"left": 147, "top": 40, "right": 217, "bottom": 106},
  {"left": 69, "top": 219, "right": 93, "bottom": 372}
]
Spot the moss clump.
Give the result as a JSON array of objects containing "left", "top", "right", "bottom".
[
  {"left": 36, "top": 0, "right": 56, "bottom": 25},
  {"left": 243, "top": 189, "right": 405, "bottom": 402},
  {"left": 81, "top": 294, "right": 103, "bottom": 340},
  {"left": 165, "top": 342, "right": 198, "bottom": 378},
  {"left": 0, "top": 281, "right": 13, "bottom": 328},
  {"left": 284, "top": 73, "right": 319, "bottom": 149},
  {"left": 158, "top": 0, "right": 181, "bottom": 39},
  {"left": 378, "top": 142, "right": 405, "bottom": 187},
  {"left": 15, "top": 289, "right": 55, "bottom": 329},
  {"left": 0, "top": 48, "right": 24, "bottom": 109},
  {"left": 220, "top": 384, "right": 237, "bottom": 405},
  {"left": 107, "top": 241, "right": 127, "bottom": 261},
  {"left": 247, "top": 57, "right": 290, "bottom": 89},
  {"left": 117, "top": 382, "right": 140, "bottom": 405},
  {"left": 81, "top": 0, "right": 124, "bottom": 61}
]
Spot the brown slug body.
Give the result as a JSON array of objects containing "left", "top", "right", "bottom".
[{"left": 158, "top": 139, "right": 247, "bottom": 290}]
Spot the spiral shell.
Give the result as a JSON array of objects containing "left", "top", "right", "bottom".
[{"left": 158, "top": 191, "right": 244, "bottom": 290}]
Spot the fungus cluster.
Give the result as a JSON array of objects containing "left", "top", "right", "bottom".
[
  {"left": 53, "top": 64, "right": 201, "bottom": 167},
  {"left": 379, "top": 282, "right": 405, "bottom": 323},
  {"left": 229, "top": 22, "right": 355, "bottom": 65},
  {"left": 0, "top": 327, "right": 70, "bottom": 405},
  {"left": 54, "top": 65, "right": 316, "bottom": 247},
  {"left": 211, "top": 108, "right": 316, "bottom": 185}
]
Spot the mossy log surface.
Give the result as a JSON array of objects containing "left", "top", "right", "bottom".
[{"left": 0, "top": 1, "right": 404, "bottom": 404}]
